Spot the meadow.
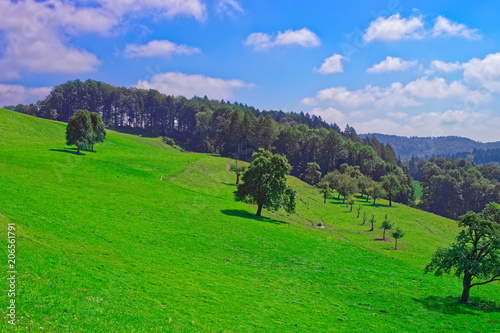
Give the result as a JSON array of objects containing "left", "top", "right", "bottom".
[{"left": 0, "top": 108, "right": 499, "bottom": 332}]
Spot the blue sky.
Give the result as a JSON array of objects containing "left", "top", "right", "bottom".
[{"left": 2, "top": 0, "right": 500, "bottom": 141}]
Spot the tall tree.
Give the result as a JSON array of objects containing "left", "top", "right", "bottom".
[
  {"left": 381, "top": 174, "right": 402, "bottom": 207},
  {"left": 89, "top": 112, "right": 106, "bottom": 151},
  {"left": 66, "top": 109, "right": 92, "bottom": 154},
  {"left": 235, "top": 149, "right": 296, "bottom": 217},
  {"left": 425, "top": 203, "right": 500, "bottom": 304},
  {"left": 304, "top": 162, "right": 321, "bottom": 185}
]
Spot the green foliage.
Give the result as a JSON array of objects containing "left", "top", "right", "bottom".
[
  {"left": 381, "top": 215, "right": 393, "bottom": 240},
  {"left": 89, "top": 112, "right": 106, "bottom": 151},
  {"left": 425, "top": 203, "right": 500, "bottom": 303},
  {"left": 391, "top": 227, "right": 405, "bottom": 250},
  {"left": 161, "top": 136, "right": 176, "bottom": 146},
  {"left": 304, "top": 162, "right": 322, "bottom": 185},
  {"left": 367, "top": 181, "right": 385, "bottom": 205},
  {"left": 381, "top": 174, "right": 403, "bottom": 207},
  {"left": 229, "top": 160, "right": 246, "bottom": 185},
  {"left": 369, "top": 214, "right": 376, "bottom": 231},
  {"left": 65, "top": 109, "right": 92, "bottom": 154},
  {"left": 346, "top": 195, "right": 355, "bottom": 212},
  {"left": 235, "top": 149, "right": 296, "bottom": 216}
]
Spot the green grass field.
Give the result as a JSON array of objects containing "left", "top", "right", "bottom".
[{"left": 0, "top": 108, "right": 499, "bottom": 332}]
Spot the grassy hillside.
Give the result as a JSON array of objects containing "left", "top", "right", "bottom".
[{"left": 0, "top": 108, "right": 499, "bottom": 332}]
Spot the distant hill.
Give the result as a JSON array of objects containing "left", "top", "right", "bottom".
[{"left": 359, "top": 133, "right": 500, "bottom": 161}]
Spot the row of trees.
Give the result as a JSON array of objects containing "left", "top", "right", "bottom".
[{"left": 311, "top": 163, "right": 415, "bottom": 207}]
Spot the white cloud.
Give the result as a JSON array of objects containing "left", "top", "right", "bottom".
[
  {"left": 363, "top": 14, "right": 424, "bottom": 42},
  {"left": 98, "top": 0, "right": 207, "bottom": 21},
  {"left": 427, "top": 60, "right": 463, "bottom": 74},
  {"left": 367, "top": 56, "right": 417, "bottom": 73},
  {"left": 0, "top": 84, "right": 52, "bottom": 106},
  {"left": 310, "top": 107, "right": 346, "bottom": 126},
  {"left": 387, "top": 111, "right": 408, "bottom": 119},
  {"left": 135, "top": 72, "right": 252, "bottom": 100},
  {"left": 353, "top": 109, "right": 490, "bottom": 140},
  {"left": 364, "top": 14, "right": 482, "bottom": 43},
  {"left": 432, "top": 16, "right": 481, "bottom": 40},
  {"left": 124, "top": 40, "right": 200, "bottom": 58},
  {"left": 303, "top": 76, "right": 490, "bottom": 110},
  {"left": 463, "top": 52, "right": 500, "bottom": 92},
  {"left": 245, "top": 28, "right": 320, "bottom": 51},
  {"left": 315, "top": 54, "right": 345, "bottom": 74},
  {"left": 217, "top": 0, "right": 244, "bottom": 18},
  {"left": 0, "top": 0, "right": 208, "bottom": 80}
]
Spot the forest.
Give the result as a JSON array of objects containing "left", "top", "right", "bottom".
[{"left": 7, "top": 79, "right": 500, "bottom": 219}]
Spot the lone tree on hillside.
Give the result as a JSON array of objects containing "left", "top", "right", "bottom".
[
  {"left": 347, "top": 195, "right": 355, "bottom": 212},
  {"left": 229, "top": 159, "right": 246, "bottom": 185},
  {"left": 89, "top": 112, "right": 106, "bottom": 151},
  {"left": 66, "top": 110, "right": 92, "bottom": 154},
  {"left": 235, "top": 149, "right": 296, "bottom": 217},
  {"left": 391, "top": 227, "right": 405, "bottom": 250},
  {"left": 381, "top": 215, "right": 393, "bottom": 240},
  {"left": 425, "top": 203, "right": 500, "bottom": 304},
  {"left": 66, "top": 110, "right": 106, "bottom": 154}
]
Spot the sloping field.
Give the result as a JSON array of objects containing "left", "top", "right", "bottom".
[{"left": 0, "top": 108, "right": 499, "bottom": 332}]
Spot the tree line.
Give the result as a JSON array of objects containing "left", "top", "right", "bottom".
[
  {"left": 409, "top": 157, "right": 500, "bottom": 220},
  {"left": 9, "top": 79, "right": 413, "bottom": 204}
]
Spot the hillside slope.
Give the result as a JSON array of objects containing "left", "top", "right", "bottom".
[{"left": 1, "top": 109, "right": 499, "bottom": 332}]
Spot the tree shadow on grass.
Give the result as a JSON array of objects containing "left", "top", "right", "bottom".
[
  {"left": 49, "top": 148, "right": 86, "bottom": 155},
  {"left": 413, "top": 295, "right": 500, "bottom": 316},
  {"left": 221, "top": 182, "right": 237, "bottom": 187},
  {"left": 221, "top": 209, "right": 287, "bottom": 224}
]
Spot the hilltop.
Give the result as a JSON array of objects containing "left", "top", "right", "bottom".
[
  {"left": 360, "top": 133, "right": 500, "bottom": 160},
  {"left": 1, "top": 108, "right": 499, "bottom": 332}
]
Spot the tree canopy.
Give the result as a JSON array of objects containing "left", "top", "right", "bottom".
[
  {"left": 425, "top": 203, "right": 500, "bottom": 303},
  {"left": 235, "top": 149, "right": 296, "bottom": 217},
  {"left": 66, "top": 110, "right": 106, "bottom": 153}
]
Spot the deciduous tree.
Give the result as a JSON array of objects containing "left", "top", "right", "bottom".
[
  {"left": 425, "top": 203, "right": 500, "bottom": 304},
  {"left": 235, "top": 149, "right": 296, "bottom": 217}
]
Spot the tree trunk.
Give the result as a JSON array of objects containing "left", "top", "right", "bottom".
[
  {"left": 389, "top": 198, "right": 392, "bottom": 206},
  {"left": 256, "top": 204, "right": 263, "bottom": 217},
  {"left": 323, "top": 193, "right": 326, "bottom": 204},
  {"left": 370, "top": 223, "right": 374, "bottom": 231},
  {"left": 236, "top": 173, "right": 240, "bottom": 185},
  {"left": 373, "top": 198, "right": 377, "bottom": 205},
  {"left": 77, "top": 146, "right": 80, "bottom": 154},
  {"left": 461, "top": 273, "right": 472, "bottom": 304},
  {"left": 357, "top": 211, "right": 360, "bottom": 218},
  {"left": 383, "top": 229, "right": 386, "bottom": 240},
  {"left": 338, "top": 193, "right": 340, "bottom": 199},
  {"left": 394, "top": 238, "right": 398, "bottom": 250},
  {"left": 350, "top": 205, "right": 353, "bottom": 212},
  {"left": 366, "top": 195, "right": 369, "bottom": 202}
]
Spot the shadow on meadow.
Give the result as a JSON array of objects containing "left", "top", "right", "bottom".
[
  {"left": 221, "top": 182, "right": 237, "bottom": 187},
  {"left": 413, "top": 295, "right": 500, "bottom": 315},
  {"left": 221, "top": 209, "right": 287, "bottom": 224},
  {"left": 49, "top": 148, "right": 87, "bottom": 155}
]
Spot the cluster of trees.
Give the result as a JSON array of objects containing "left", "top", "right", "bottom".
[
  {"left": 410, "top": 157, "right": 500, "bottom": 219},
  {"left": 313, "top": 163, "right": 415, "bottom": 207}
]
